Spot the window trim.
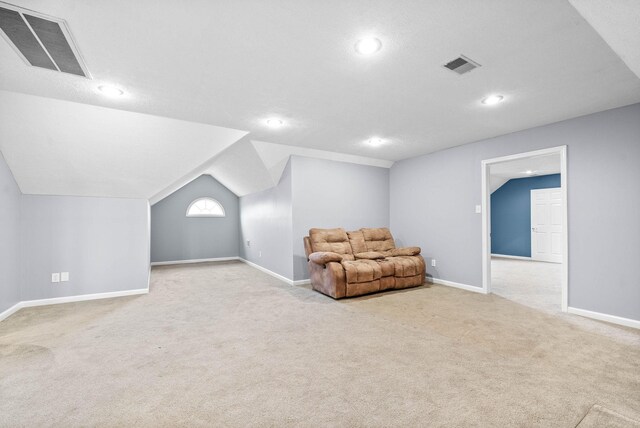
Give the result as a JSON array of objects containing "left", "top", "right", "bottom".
[{"left": 186, "top": 197, "right": 226, "bottom": 218}]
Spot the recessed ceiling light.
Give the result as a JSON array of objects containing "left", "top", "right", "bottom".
[
  {"left": 525, "top": 170, "right": 534, "bottom": 174},
  {"left": 355, "top": 37, "right": 382, "bottom": 55},
  {"left": 266, "top": 118, "right": 284, "bottom": 128},
  {"left": 98, "top": 85, "right": 124, "bottom": 97},
  {"left": 481, "top": 94, "right": 504, "bottom": 105},
  {"left": 366, "top": 137, "right": 385, "bottom": 147}
]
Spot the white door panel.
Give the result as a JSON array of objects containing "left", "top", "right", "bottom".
[
  {"left": 531, "top": 187, "right": 562, "bottom": 263},
  {"left": 551, "top": 204, "right": 562, "bottom": 225},
  {"left": 551, "top": 232, "right": 562, "bottom": 255}
]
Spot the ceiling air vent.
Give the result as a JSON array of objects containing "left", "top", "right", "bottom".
[
  {"left": 443, "top": 55, "right": 481, "bottom": 75},
  {"left": 0, "top": 2, "right": 90, "bottom": 78}
]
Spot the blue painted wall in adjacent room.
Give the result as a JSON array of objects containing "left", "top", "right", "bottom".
[{"left": 491, "top": 174, "right": 560, "bottom": 257}]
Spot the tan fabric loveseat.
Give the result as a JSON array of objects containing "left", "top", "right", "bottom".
[{"left": 303, "top": 227, "right": 426, "bottom": 298}]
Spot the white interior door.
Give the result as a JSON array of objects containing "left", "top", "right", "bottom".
[{"left": 531, "top": 188, "right": 562, "bottom": 263}]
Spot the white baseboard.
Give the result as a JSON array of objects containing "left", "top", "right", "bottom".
[
  {"left": 429, "top": 277, "right": 487, "bottom": 294},
  {"left": 0, "top": 302, "right": 23, "bottom": 322},
  {"left": 567, "top": 307, "right": 640, "bottom": 330},
  {"left": 0, "top": 288, "right": 149, "bottom": 323},
  {"left": 491, "top": 254, "right": 532, "bottom": 261},
  {"left": 293, "top": 279, "right": 311, "bottom": 286},
  {"left": 151, "top": 257, "right": 240, "bottom": 266},
  {"left": 239, "top": 258, "right": 300, "bottom": 286},
  {"left": 20, "top": 289, "right": 149, "bottom": 308}
]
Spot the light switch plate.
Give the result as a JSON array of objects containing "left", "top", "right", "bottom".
[
  {"left": 61, "top": 272, "right": 69, "bottom": 282},
  {"left": 475, "top": 205, "right": 482, "bottom": 213},
  {"left": 51, "top": 273, "right": 60, "bottom": 283}
]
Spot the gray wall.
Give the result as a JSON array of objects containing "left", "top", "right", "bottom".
[
  {"left": 0, "top": 152, "right": 21, "bottom": 314},
  {"left": 239, "top": 160, "right": 293, "bottom": 279},
  {"left": 151, "top": 175, "right": 239, "bottom": 263},
  {"left": 20, "top": 196, "right": 149, "bottom": 301},
  {"left": 390, "top": 103, "right": 640, "bottom": 321},
  {"left": 291, "top": 156, "right": 390, "bottom": 281},
  {"left": 239, "top": 156, "right": 391, "bottom": 281}
]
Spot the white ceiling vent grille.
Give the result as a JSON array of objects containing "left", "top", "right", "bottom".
[
  {"left": 443, "top": 55, "right": 481, "bottom": 75},
  {"left": 0, "top": 2, "right": 90, "bottom": 78}
]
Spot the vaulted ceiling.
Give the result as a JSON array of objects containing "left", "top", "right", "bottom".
[
  {"left": 0, "top": 0, "right": 639, "bottom": 199},
  {"left": 0, "top": 90, "right": 247, "bottom": 198}
]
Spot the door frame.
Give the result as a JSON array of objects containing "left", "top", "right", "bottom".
[{"left": 481, "top": 146, "right": 568, "bottom": 312}]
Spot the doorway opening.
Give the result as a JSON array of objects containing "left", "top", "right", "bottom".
[{"left": 481, "top": 146, "right": 568, "bottom": 313}]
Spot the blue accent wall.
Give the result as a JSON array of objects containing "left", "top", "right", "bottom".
[{"left": 491, "top": 174, "right": 560, "bottom": 257}]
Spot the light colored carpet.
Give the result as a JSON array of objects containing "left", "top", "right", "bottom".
[
  {"left": 576, "top": 405, "right": 640, "bottom": 427},
  {"left": 491, "top": 257, "right": 638, "bottom": 345},
  {"left": 491, "top": 257, "right": 562, "bottom": 313},
  {"left": 1, "top": 261, "right": 639, "bottom": 427}
]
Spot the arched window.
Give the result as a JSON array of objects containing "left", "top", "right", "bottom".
[{"left": 186, "top": 197, "right": 225, "bottom": 217}]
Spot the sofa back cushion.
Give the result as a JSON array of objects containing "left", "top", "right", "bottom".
[
  {"left": 347, "top": 230, "right": 367, "bottom": 254},
  {"left": 309, "top": 228, "right": 354, "bottom": 258},
  {"left": 303, "top": 236, "right": 313, "bottom": 257},
  {"left": 361, "top": 227, "right": 396, "bottom": 252}
]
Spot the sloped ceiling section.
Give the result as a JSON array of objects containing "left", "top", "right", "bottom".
[
  {"left": 205, "top": 138, "right": 276, "bottom": 197},
  {"left": 569, "top": 0, "right": 640, "bottom": 80},
  {"left": 251, "top": 140, "right": 393, "bottom": 186},
  {"left": 489, "top": 153, "right": 561, "bottom": 193},
  {"left": 198, "top": 140, "right": 394, "bottom": 198},
  {"left": 0, "top": 90, "right": 248, "bottom": 198}
]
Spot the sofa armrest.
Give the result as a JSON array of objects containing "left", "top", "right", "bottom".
[
  {"left": 389, "top": 247, "right": 421, "bottom": 256},
  {"left": 354, "top": 251, "right": 386, "bottom": 260},
  {"left": 309, "top": 251, "right": 344, "bottom": 265}
]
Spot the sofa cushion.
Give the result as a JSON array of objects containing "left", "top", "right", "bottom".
[
  {"left": 354, "top": 251, "right": 386, "bottom": 260},
  {"left": 309, "top": 251, "right": 344, "bottom": 265},
  {"left": 389, "top": 246, "right": 421, "bottom": 256},
  {"left": 303, "top": 236, "right": 314, "bottom": 258},
  {"left": 380, "top": 276, "right": 395, "bottom": 290},
  {"left": 309, "top": 228, "right": 353, "bottom": 256},
  {"left": 341, "top": 259, "right": 382, "bottom": 283},
  {"left": 345, "top": 280, "right": 380, "bottom": 297},
  {"left": 394, "top": 274, "right": 423, "bottom": 289},
  {"left": 387, "top": 256, "right": 422, "bottom": 277},
  {"left": 377, "top": 259, "right": 395, "bottom": 277},
  {"left": 346, "top": 230, "right": 367, "bottom": 254},
  {"left": 361, "top": 227, "right": 396, "bottom": 252}
]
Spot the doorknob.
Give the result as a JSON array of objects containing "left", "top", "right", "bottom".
[{"left": 531, "top": 227, "right": 537, "bottom": 232}]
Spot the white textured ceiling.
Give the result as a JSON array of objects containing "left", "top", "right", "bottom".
[
  {"left": 203, "top": 140, "right": 393, "bottom": 198},
  {"left": 1, "top": 0, "right": 639, "bottom": 164},
  {"left": 489, "top": 154, "right": 561, "bottom": 193},
  {"left": 0, "top": 91, "right": 247, "bottom": 198},
  {"left": 568, "top": 0, "right": 640, "bottom": 80},
  {"left": 491, "top": 154, "right": 561, "bottom": 179}
]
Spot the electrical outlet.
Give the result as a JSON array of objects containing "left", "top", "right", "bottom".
[
  {"left": 246, "top": 240, "right": 251, "bottom": 247},
  {"left": 51, "top": 273, "right": 60, "bottom": 283},
  {"left": 431, "top": 259, "right": 437, "bottom": 267},
  {"left": 259, "top": 251, "right": 262, "bottom": 258},
  {"left": 61, "top": 272, "right": 69, "bottom": 282}
]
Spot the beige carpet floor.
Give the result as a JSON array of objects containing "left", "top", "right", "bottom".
[
  {"left": 1, "top": 261, "right": 639, "bottom": 427},
  {"left": 491, "top": 257, "right": 562, "bottom": 313},
  {"left": 576, "top": 405, "right": 640, "bottom": 428},
  {"left": 491, "top": 257, "right": 639, "bottom": 344}
]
